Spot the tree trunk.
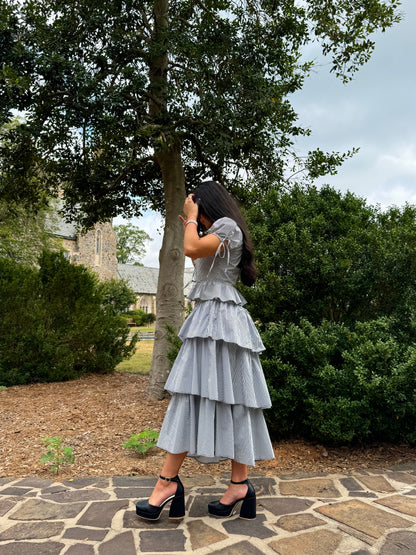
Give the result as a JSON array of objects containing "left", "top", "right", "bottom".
[
  {"left": 145, "top": 0, "right": 186, "bottom": 399},
  {"left": 146, "top": 145, "right": 186, "bottom": 399}
]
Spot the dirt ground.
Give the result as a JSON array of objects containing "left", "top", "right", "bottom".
[{"left": 1, "top": 372, "right": 415, "bottom": 480}]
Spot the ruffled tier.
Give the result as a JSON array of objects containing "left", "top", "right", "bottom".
[
  {"left": 165, "top": 337, "right": 271, "bottom": 409},
  {"left": 179, "top": 300, "right": 265, "bottom": 353},
  {"left": 157, "top": 393, "right": 275, "bottom": 466},
  {"left": 187, "top": 280, "right": 247, "bottom": 306}
]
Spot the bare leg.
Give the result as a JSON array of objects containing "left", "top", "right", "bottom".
[
  {"left": 148, "top": 451, "right": 187, "bottom": 506},
  {"left": 220, "top": 460, "right": 249, "bottom": 504}
]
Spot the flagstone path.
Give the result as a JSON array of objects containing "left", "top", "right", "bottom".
[{"left": 1, "top": 463, "right": 416, "bottom": 554}]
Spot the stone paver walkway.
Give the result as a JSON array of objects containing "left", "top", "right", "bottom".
[{"left": 1, "top": 464, "right": 416, "bottom": 554}]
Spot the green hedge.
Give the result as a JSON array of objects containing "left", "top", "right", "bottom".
[
  {"left": 239, "top": 186, "right": 416, "bottom": 445},
  {"left": 0, "top": 251, "right": 137, "bottom": 386},
  {"left": 261, "top": 317, "right": 416, "bottom": 444},
  {"left": 125, "top": 309, "right": 156, "bottom": 326}
]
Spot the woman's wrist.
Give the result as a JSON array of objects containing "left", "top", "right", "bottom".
[{"left": 185, "top": 219, "right": 198, "bottom": 227}]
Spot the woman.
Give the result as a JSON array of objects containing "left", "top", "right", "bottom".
[{"left": 136, "top": 181, "right": 274, "bottom": 521}]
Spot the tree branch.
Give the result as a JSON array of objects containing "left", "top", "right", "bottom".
[
  {"left": 182, "top": 132, "right": 224, "bottom": 184},
  {"left": 111, "top": 156, "right": 156, "bottom": 190},
  {"left": 177, "top": 16, "right": 198, "bottom": 29},
  {"left": 285, "top": 167, "right": 307, "bottom": 182},
  {"left": 194, "top": 0, "right": 221, "bottom": 21},
  {"left": 140, "top": 9, "right": 153, "bottom": 36},
  {"left": 167, "top": 62, "right": 199, "bottom": 75}
]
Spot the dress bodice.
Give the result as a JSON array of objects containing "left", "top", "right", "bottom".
[{"left": 187, "top": 217, "right": 247, "bottom": 306}]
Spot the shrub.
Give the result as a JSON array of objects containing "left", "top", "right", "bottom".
[
  {"left": 240, "top": 186, "right": 416, "bottom": 445},
  {"left": 39, "top": 436, "right": 75, "bottom": 474},
  {"left": 142, "top": 312, "right": 156, "bottom": 325},
  {"left": 261, "top": 317, "right": 416, "bottom": 444},
  {"left": 242, "top": 185, "right": 416, "bottom": 329},
  {"left": 0, "top": 251, "right": 137, "bottom": 386},
  {"left": 126, "top": 309, "right": 155, "bottom": 326},
  {"left": 99, "top": 278, "right": 137, "bottom": 314},
  {"left": 122, "top": 430, "right": 159, "bottom": 454}
]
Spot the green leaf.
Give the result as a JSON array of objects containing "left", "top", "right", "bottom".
[
  {"left": 39, "top": 452, "right": 54, "bottom": 463},
  {"left": 122, "top": 430, "right": 159, "bottom": 453},
  {"left": 137, "top": 429, "right": 159, "bottom": 440}
]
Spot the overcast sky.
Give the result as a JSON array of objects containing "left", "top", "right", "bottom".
[{"left": 115, "top": 0, "right": 416, "bottom": 268}]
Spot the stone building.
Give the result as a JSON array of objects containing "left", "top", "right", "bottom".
[
  {"left": 52, "top": 216, "right": 118, "bottom": 282},
  {"left": 118, "top": 264, "right": 158, "bottom": 313},
  {"left": 51, "top": 205, "right": 194, "bottom": 313},
  {"left": 118, "top": 264, "right": 194, "bottom": 314}
]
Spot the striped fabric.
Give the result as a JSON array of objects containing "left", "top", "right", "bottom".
[{"left": 157, "top": 217, "right": 274, "bottom": 466}]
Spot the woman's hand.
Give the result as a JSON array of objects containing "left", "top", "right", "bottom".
[
  {"left": 179, "top": 194, "right": 198, "bottom": 228},
  {"left": 180, "top": 193, "right": 221, "bottom": 258},
  {"left": 183, "top": 194, "right": 198, "bottom": 220}
]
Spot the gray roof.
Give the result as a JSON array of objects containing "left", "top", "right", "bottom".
[
  {"left": 45, "top": 199, "right": 78, "bottom": 240},
  {"left": 118, "top": 264, "right": 194, "bottom": 295},
  {"left": 52, "top": 219, "right": 78, "bottom": 240},
  {"left": 118, "top": 265, "right": 159, "bottom": 294}
]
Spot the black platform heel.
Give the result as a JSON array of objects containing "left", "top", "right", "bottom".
[
  {"left": 208, "top": 478, "right": 256, "bottom": 520},
  {"left": 135, "top": 475, "right": 185, "bottom": 521}
]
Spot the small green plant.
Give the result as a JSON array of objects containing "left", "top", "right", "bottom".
[
  {"left": 0, "top": 386, "right": 6, "bottom": 390},
  {"left": 123, "top": 430, "right": 159, "bottom": 454},
  {"left": 165, "top": 324, "right": 182, "bottom": 366},
  {"left": 39, "top": 436, "right": 75, "bottom": 474}
]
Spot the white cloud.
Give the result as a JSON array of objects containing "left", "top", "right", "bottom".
[
  {"left": 367, "top": 185, "right": 416, "bottom": 209},
  {"left": 379, "top": 144, "right": 416, "bottom": 177},
  {"left": 290, "top": 0, "right": 416, "bottom": 211}
]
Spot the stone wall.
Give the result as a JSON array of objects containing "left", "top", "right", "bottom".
[
  {"left": 135, "top": 294, "right": 156, "bottom": 314},
  {"left": 62, "top": 222, "right": 118, "bottom": 281}
]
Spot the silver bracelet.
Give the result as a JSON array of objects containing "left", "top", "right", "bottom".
[{"left": 185, "top": 219, "right": 198, "bottom": 227}]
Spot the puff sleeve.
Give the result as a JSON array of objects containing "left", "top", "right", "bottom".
[{"left": 207, "top": 217, "right": 242, "bottom": 247}]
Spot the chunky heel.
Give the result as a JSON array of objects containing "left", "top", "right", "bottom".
[
  {"left": 136, "top": 475, "right": 185, "bottom": 521},
  {"left": 239, "top": 494, "right": 256, "bottom": 520},
  {"left": 208, "top": 478, "right": 256, "bottom": 519},
  {"left": 169, "top": 494, "right": 185, "bottom": 519}
]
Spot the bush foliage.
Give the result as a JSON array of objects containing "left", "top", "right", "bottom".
[
  {"left": 99, "top": 278, "right": 137, "bottom": 315},
  {"left": 124, "top": 309, "right": 156, "bottom": 326},
  {"left": 262, "top": 318, "right": 416, "bottom": 444},
  {"left": 0, "top": 251, "right": 137, "bottom": 386},
  {"left": 241, "top": 186, "right": 416, "bottom": 444},
  {"left": 243, "top": 185, "right": 416, "bottom": 327}
]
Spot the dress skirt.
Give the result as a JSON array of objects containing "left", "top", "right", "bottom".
[{"left": 157, "top": 299, "right": 275, "bottom": 466}]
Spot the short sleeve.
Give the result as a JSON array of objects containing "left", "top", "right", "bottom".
[{"left": 208, "top": 217, "right": 241, "bottom": 245}]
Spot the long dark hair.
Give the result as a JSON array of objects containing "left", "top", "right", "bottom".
[{"left": 192, "top": 181, "right": 257, "bottom": 286}]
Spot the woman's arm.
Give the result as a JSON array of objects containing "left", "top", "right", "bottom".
[
  {"left": 179, "top": 195, "right": 221, "bottom": 259},
  {"left": 183, "top": 221, "right": 221, "bottom": 258}
]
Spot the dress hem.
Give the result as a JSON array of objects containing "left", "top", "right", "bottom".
[{"left": 156, "top": 445, "right": 276, "bottom": 467}]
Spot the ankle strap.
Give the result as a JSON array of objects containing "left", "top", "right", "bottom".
[
  {"left": 159, "top": 474, "right": 179, "bottom": 482},
  {"left": 231, "top": 478, "right": 249, "bottom": 485}
]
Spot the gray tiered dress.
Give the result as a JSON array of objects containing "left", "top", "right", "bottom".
[{"left": 156, "top": 217, "right": 274, "bottom": 466}]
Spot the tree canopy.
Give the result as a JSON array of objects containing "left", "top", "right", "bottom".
[
  {"left": 114, "top": 223, "right": 152, "bottom": 265},
  {"left": 1, "top": 0, "right": 401, "bottom": 216},
  {"left": 0, "top": 0, "right": 401, "bottom": 397},
  {"left": 242, "top": 184, "right": 416, "bottom": 329},
  {"left": 0, "top": 118, "right": 59, "bottom": 264},
  {"left": 0, "top": 198, "right": 61, "bottom": 265}
]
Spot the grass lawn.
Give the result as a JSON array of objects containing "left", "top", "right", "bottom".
[
  {"left": 116, "top": 339, "right": 154, "bottom": 375},
  {"left": 129, "top": 326, "right": 155, "bottom": 333}
]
